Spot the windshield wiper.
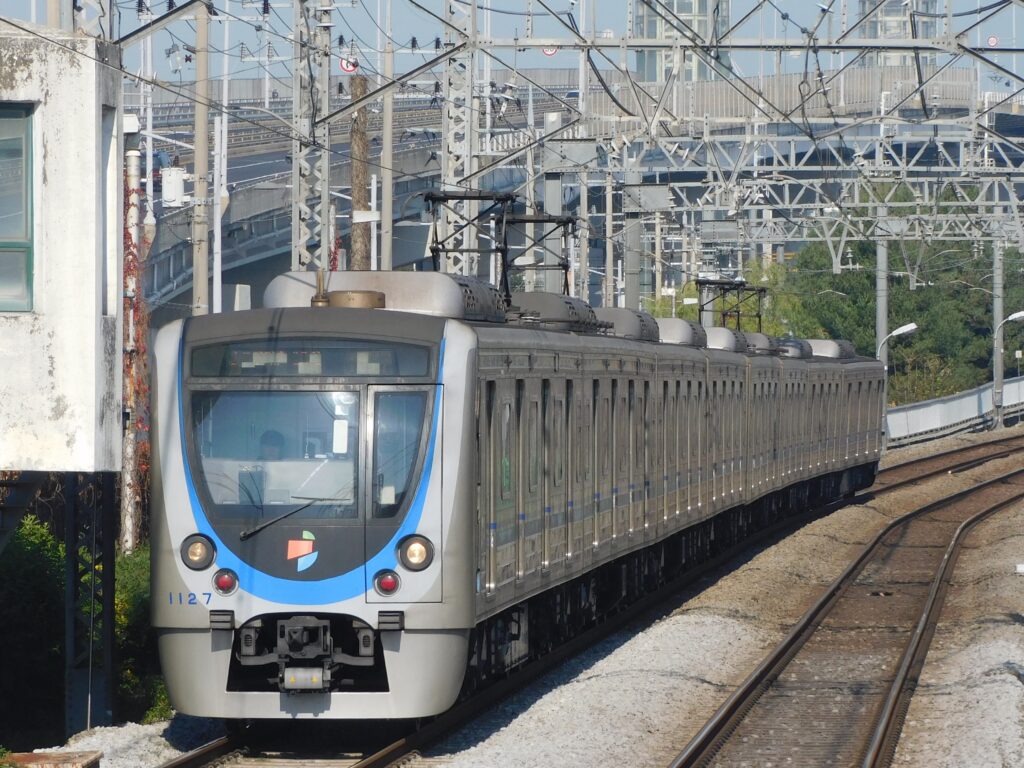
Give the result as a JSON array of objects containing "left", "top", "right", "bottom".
[{"left": 238, "top": 497, "right": 320, "bottom": 541}]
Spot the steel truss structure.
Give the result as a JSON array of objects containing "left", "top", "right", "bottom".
[
  {"left": 290, "top": 0, "right": 333, "bottom": 270},
  {"left": 395, "top": 0, "right": 1024, "bottom": 303}
]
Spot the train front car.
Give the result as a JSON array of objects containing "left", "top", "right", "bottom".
[{"left": 151, "top": 303, "right": 477, "bottom": 720}]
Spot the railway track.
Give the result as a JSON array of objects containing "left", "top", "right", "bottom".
[
  {"left": 874, "top": 433, "right": 1024, "bottom": 492},
  {"left": 670, "top": 457, "right": 1024, "bottom": 767},
  {"left": 160, "top": 434, "right": 1024, "bottom": 768}
]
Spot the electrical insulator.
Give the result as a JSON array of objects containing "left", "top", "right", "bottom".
[
  {"left": 434, "top": 36, "right": 441, "bottom": 51},
  {"left": 338, "top": 34, "right": 345, "bottom": 47},
  {"left": 136, "top": 0, "right": 146, "bottom": 13},
  {"left": 167, "top": 0, "right": 175, "bottom": 9},
  {"left": 410, "top": 36, "right": 418, "bottom": 50}
]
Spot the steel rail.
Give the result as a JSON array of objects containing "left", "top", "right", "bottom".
[
  {"left": 669, "top": 463, "right": 1024, "bottom": 768},
  {"left": 874, "top": 434, "right": 1024, "bottom": 493},
  {"left": 861, "top": 487, "right": 1022, "bottom": 767},
  {"left": 157, "top": 736, "right": 242, "bottom": 768}
]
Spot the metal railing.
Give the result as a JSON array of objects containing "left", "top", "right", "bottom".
[{"left": 886, "top": 376, "right": 1024, "bottom": 447}]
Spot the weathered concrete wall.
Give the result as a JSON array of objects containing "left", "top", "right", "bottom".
[{"left": 0, "top": 26, "right": 122, "bottom": 471}]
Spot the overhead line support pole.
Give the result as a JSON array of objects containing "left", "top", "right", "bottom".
[
  {"left": 381, "top": 0, "right": 394, "bottom": 271},
  {"left": 994, "top": 235, "right": 1005, "bottom": 426},
  {"left": 192, "top": 1, "right": 209, "bottom": 316}
]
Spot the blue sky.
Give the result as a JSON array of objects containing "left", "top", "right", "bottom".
[{"left": 0, "top": 1, "right": 1018, "bottom": 86}]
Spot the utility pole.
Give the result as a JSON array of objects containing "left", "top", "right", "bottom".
[
  {"left": 380, "top": 0, "right": 394, "bottom": 271},
  {"left": 192, "top": 1, "right": 209, "bottom": 316},
  {"left": 542, "top": 113, "right": 562, "bottom": 293},
  {"left": 121, "top": 127, "right": 142, "bottom": 553},
  {"left": 143, "top": 34, "right": 156, "bottom": 248},
  {"left": 212, "top": 114, "right": 223, "bottom": 312},
  {"left": 605, "top": 172, "right": 614, "bottom": 306},
  {"left": 654, "top": 211, "right": 663, "bottom": 311},
  {"left": 876, "top": 205, "right": 889, "bottom": 372},
  {"left": 624, "top": 168, "right": 642, "bottom": 310},
  {"left": 524, "top": 143, "right": 538, "bottom": 291},
  {"left": 212, "top": 1, "right": 230, "bottom": 313},
  {"left": 578, "top": 169, "right": 588, "bottom": 300},
  {"left": 993, "top": 237, "right": 1005, "bottom": 425},
  {"left": 350, "top": 74, "right": 371, "bottom": 270}
]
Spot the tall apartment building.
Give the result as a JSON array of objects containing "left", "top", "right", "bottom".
[
  {"left": 860, "top": 0, "right": 938, "bottom": 67},
  {"left": 634, "top": 0, "right": 731, "bottom": 82}
]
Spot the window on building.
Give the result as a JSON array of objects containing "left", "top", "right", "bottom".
[{"left": 0, "top": 106, "right": 31, "bottom": 311}]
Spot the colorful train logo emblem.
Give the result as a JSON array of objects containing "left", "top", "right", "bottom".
[{"left": 287, "top": 530, "right": 318, "bottom": 572}]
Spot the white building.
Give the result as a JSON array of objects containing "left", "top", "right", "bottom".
[
  {"left": 634, "top": 0, "right": 731, "bottom": 83},
  {"left": 860, "top": 0, "right": 938, "bottom": 67},
  {"left": 0, "top": 23, "right": 123, "bottom": 471}
]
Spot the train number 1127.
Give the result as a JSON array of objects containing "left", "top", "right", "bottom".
[{"left": 169, "top": 591, "right": 213, "bottom": 605}]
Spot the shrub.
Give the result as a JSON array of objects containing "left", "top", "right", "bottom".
[
  {"left": 114, "top": 543, "right": 167, "bottom": 723},
  {"left": 0, "top": 515, "right": 65, "bottom": 749}
]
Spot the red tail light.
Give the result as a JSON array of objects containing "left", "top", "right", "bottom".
[
  {"left": 374, "top": 570, "right": 400, "bottom": 595},
  {"left": 213, "top": 569, "right": 238, "bottom": 595}
]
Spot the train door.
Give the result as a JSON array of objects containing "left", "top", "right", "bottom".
[
  {"left": 366, "top": 383, "right": 444, "bottom": 603},
  {"left": 576, "top": 379, "right": 593, "bottom": 567},
  {"left": 551, "top": 380, "right": 569, "bottom": 569},
  {"left": 596, "top": 378, "right": 612, "bottom": 550},
  {"left": 490, "top": 378, "right": 518, "bottom": 594},
  {"left": 541, "top": 378, "right": 567, "bottom": 570},
  {"left": 616, "top": 377, "right": 631, "bottom": 550},
  {"left": 566, "top": 378, "right": 582, "bottom": 565},
  {"left": 684, "top": 378, "right": 695, "bottom": 519},
  {"left": 637, "top": 379, "right": 650, "bottom": 540},
  {"left": 627, "top": 378, "right": 639, "bottom": 540},
  {"left": 540, "top": 380, "right": 557, "bottom": 573},
  {"left": 686, "top": 376, "right": 696, "bottom": 519},
  {"left": 477, "top": 381, "right": 495, "bottom": 600},
  {"left": 662, "top": 379, "right": 674, "bottom": 536},
  {"left": 749, "top": 377, "right": 757, "bottom": 498},
  {"left": 520, "top": 379, "right": 543, "bottom": 585},
  {"left": 697, "top": 376, "right": 707, "bottom": 515},
  {"left": 711, "top": 378, "right": 720, "bottom": 510}
]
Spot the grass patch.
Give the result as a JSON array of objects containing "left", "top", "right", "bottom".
[{"left": 115, "top": 543, "right": 170, "bottom": 723}]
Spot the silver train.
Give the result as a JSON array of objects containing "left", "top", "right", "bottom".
[{"left": 151, "top": 271, "right": 884, "bottom": 720}]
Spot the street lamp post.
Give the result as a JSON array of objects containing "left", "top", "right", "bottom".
[
  {"left": 877, "top": 322, "right": 918, "bottom": 414},
  {"left": 876, "top": 321, "right": 919, "bottom": 360},
  {"left": 992, "top": 310, "right": 1024, "bottom": 426}
]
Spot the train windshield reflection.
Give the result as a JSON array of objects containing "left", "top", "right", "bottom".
[{"left": 190, "top": 390, "right": 361, "bottom": 520}]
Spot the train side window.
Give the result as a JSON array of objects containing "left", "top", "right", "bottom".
[
  {"left": 500, "top": 401, "right": 513, "bottom": 499},
  {"left": 527, "top": 399, "right": 539, "bottom": 492},
  {"left": 484, "top": 380, "right": 496, "bottom": 491},
  {"left": 599, "top": 390, "right": 610, "bottom": 477},
  {"left": 372, "top": 391, "right": 428, "bottom": 518},
  {"left": 553, "top": 397, "right": 565, "bottom": 487},
  {"left": 628, "top": 380, "right": 637, "bottom": 473},
  {"left": 617, "top": 381, "right": 629, "bottom": 475},
  {"left": 589, "top": 380, "right": 599, "bottom": 483},
  {"left": 566, "top": 379, "right": 575, "bottom": 485}
]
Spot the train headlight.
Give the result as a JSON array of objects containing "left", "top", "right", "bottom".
[
  {"left": 374, "top": 569, "right": 401, "bottom": 596},
  {"left": 213, "top": 568, "right": 239, "bottom": 595},
  {"left": 398, "top": 535, "right": 434, "bottom": 571},
  {"left": 181, "top": 534, "right": 215, "bottom": 570}
]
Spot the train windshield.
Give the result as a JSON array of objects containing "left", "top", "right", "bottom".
[
  {"left": 190, "top": 390, "right": 365, "bottom": 520},
  {"left": 189, "top": 387, "right": 431, "bottom": 524}
]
